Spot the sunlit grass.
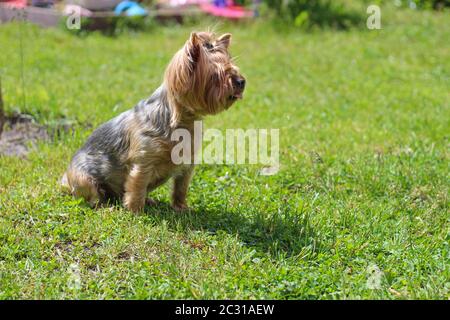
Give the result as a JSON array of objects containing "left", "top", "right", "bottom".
[{"left": 0, "top": 7, "right": 449, "bottom": 299}]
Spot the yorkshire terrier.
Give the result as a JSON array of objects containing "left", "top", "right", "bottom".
[{"left": 61, "top": 32, "right": 246, "bottom": 213}]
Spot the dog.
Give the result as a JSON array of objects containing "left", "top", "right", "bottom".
[{"left": 61, "top": 31, "right": 246, "bottom": 213}]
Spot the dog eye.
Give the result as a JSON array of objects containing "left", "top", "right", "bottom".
[{"left": 204, "top": 42, "right": 214, "bottom": 50}]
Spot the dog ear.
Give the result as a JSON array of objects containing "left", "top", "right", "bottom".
[
  {"left": 217, "top": 33, "right": 231, "bottom": 49},
  {"left": 164, "top": 31, "right": 205, "bottom": 118},
  {"left": 186, "top": 32, "right": 201, "bottom": 64}
]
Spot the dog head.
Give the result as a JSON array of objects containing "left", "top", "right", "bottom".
[{"left": 164, "top": 31, "right": 245, "bottom": 118}]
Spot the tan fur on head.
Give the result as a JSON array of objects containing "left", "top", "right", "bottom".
[
  {"left": 164, "top": 31, "right": 245, "bottom": 127},
  {"left": 63, "top": 169, "right": 100, "bottom": 207}
]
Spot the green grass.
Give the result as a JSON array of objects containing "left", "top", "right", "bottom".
[{"left": 0, "top": 6, "right": 449, "bottom": 299}]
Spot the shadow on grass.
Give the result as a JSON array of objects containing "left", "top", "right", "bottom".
[{"left": 141, "top": 200, "right": 319, "bottom": 258}]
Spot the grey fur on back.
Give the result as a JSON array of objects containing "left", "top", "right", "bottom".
[{"left": 68, "top": 85, "right": 173, "bottom": 200}]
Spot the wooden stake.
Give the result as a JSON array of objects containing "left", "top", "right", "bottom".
[{"left": 0, "top": 77, "right": 4, "bottom": 137}]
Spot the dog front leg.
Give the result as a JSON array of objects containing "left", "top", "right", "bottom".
[
  {"left": 172, "top": 166, "right": 194, "bottom": 211},
  {"left": 123, "top": 165, "right": 150, "bottom": 213}
]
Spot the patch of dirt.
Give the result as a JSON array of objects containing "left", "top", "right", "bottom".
[
  {"left": 0, "top": 112, "right": 49, "bottom": 157},
  {"left": 0, "top": 111, "right": 74, "bottom": 157}
]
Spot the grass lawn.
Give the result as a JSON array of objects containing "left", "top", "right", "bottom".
[{"left": 0, "top": 6, "right": 449, "bottom": 299}]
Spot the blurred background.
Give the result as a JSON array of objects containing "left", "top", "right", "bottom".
[{"left": 0, "top": 0, "right": 449, "bottom": 32}]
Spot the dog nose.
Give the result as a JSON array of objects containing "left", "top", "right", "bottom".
[{"left": 235, "top": 78, "right": 246, "bottom": 90}]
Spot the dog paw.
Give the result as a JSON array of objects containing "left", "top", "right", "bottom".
[
  {"left": 127, "top": 203, "right": 145, "bottom": 214},
  {"left": 172, "top": 202, "right": 189, "bottom": 212},
  {"left": 124, "top": 194, "right": 145, "bottom": 214},
  {"left": 145, "top": 198, "right": 158, "bottom": 207}
]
